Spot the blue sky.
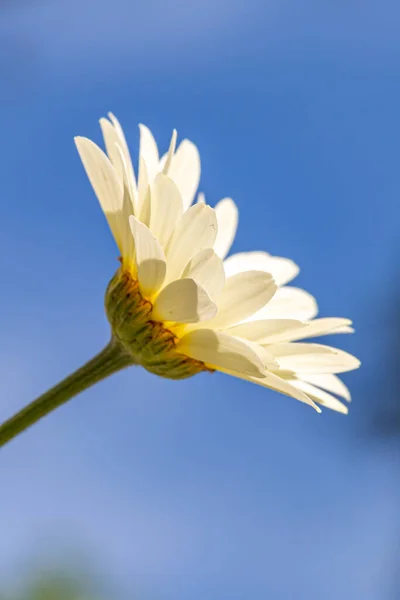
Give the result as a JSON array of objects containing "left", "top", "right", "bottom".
[{"left": 0, "top": 1, "right": 399, "bottom": 598}]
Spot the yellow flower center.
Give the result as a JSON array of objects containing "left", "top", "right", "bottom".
[{"left": 105, "top": 268, "right": 211, "bottom": 379}]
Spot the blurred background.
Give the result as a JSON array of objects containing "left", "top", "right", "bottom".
[{"left": 0, "top": 0, "right": 399, "bottom": 598}]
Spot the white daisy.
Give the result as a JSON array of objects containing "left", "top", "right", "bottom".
[{"left": 74, "top": 114, "right": 360, "bottom": 414}]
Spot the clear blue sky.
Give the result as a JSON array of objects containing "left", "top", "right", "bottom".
[{"left": 0, "top": 1, "right": 399, "bottom": 598}]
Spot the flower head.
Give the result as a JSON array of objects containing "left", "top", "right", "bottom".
[{"left": 75, "top": 114, "right": 360, "bottom": 414}]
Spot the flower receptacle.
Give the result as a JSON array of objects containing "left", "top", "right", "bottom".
[{"left": 105, "top": 269, "right": 208, "bottom": 380}]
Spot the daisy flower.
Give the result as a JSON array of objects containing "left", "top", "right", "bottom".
[{"left": 0, "top": 115, "right": 360, "bottom": 447}]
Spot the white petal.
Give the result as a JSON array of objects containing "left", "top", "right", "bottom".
[
  {"left": 223, "top": 251, "right": 299, "bottom": 286},
  {"left": 248, "top": 286, "right": 318, "bottom": 321},
  {"left": 138, "top": 157, "right": 151, "bottom": 225},
  {"left": 165, "top": 203, "right": 218, "bottom": 284},
  {"left": 107, "top": 113, "right": 137, "bottom": 208},
  {"left": 167, "top": 139, "right": 201, "bottom": 211},
  {"left": 75, "top": 136, "right": 124, "bottom": 248},
  {"left": 99, "top": 118, "right": 124, "bottom": 179},
  {"left": 301, "top": 373, "right": 351, "bottom": 402},
  {"left": 149, "top": 174, "right": 184, "bottom": 250},
  {"left": 138, "top": 124, "right": 159, "bottom": 182},
  {"left": 113, "top": 143, "right": 136, "bottom": 212},
  {"left": 129, "top": 216, "right": 166, "bottom": 296},
  {"left": 75, "top": 137, "right": 122, "bottom": 213},
  {"left": 177, "top": 329, "right": 266, "bottom": 376},
  {"left": 277, "top": 318, "right": 353, "bottom": 343},
  {"left": 140, "top": 189, "right": 152, "bottom": 228},
  {"left": 224, "top": 319, "right": 304, "bottom": 343},
  {"left": 233, "top": 317, "right": 354, "bottom": 346},
  {"left": 204, "top": 271, "right": 277, "bottom": 330},
  {"left": 107, "top": 143, "right": 136, "bottom": 260},
  {"left": 214, "top": 198, "right": 239, "bottom": 259},
  {"left": 289, "top": 380, "right": 348, "bottom": 414},
  {"left": 244, "top": 342, "right": 280, "bottom": 372},
  {"left": 161, "top": 129, "right": 177, "bottom": 175},
  {"left": 153, "top": 279, "right": 217, "bottom": 323},
  {"left": 269, "top": 343, "right": 361, "bottom": 374},
  {"left": 197, "top": 192, "right": 206, "bottom": 204},
  {"left": 119, "top": 181, "right": 136, "bottom": 261},
  {"left": 182, "top": 249, "right": 225, "bottom": 301},
  {"left": 334, "top": 326, "right": 355, "bottom": 334},
  {"left": 218, "top": 368, "right": 320, "bottom": 412}
]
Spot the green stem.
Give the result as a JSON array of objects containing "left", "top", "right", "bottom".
[{"left": 0, "top": 337, "right": 135, "bottom": 448}]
